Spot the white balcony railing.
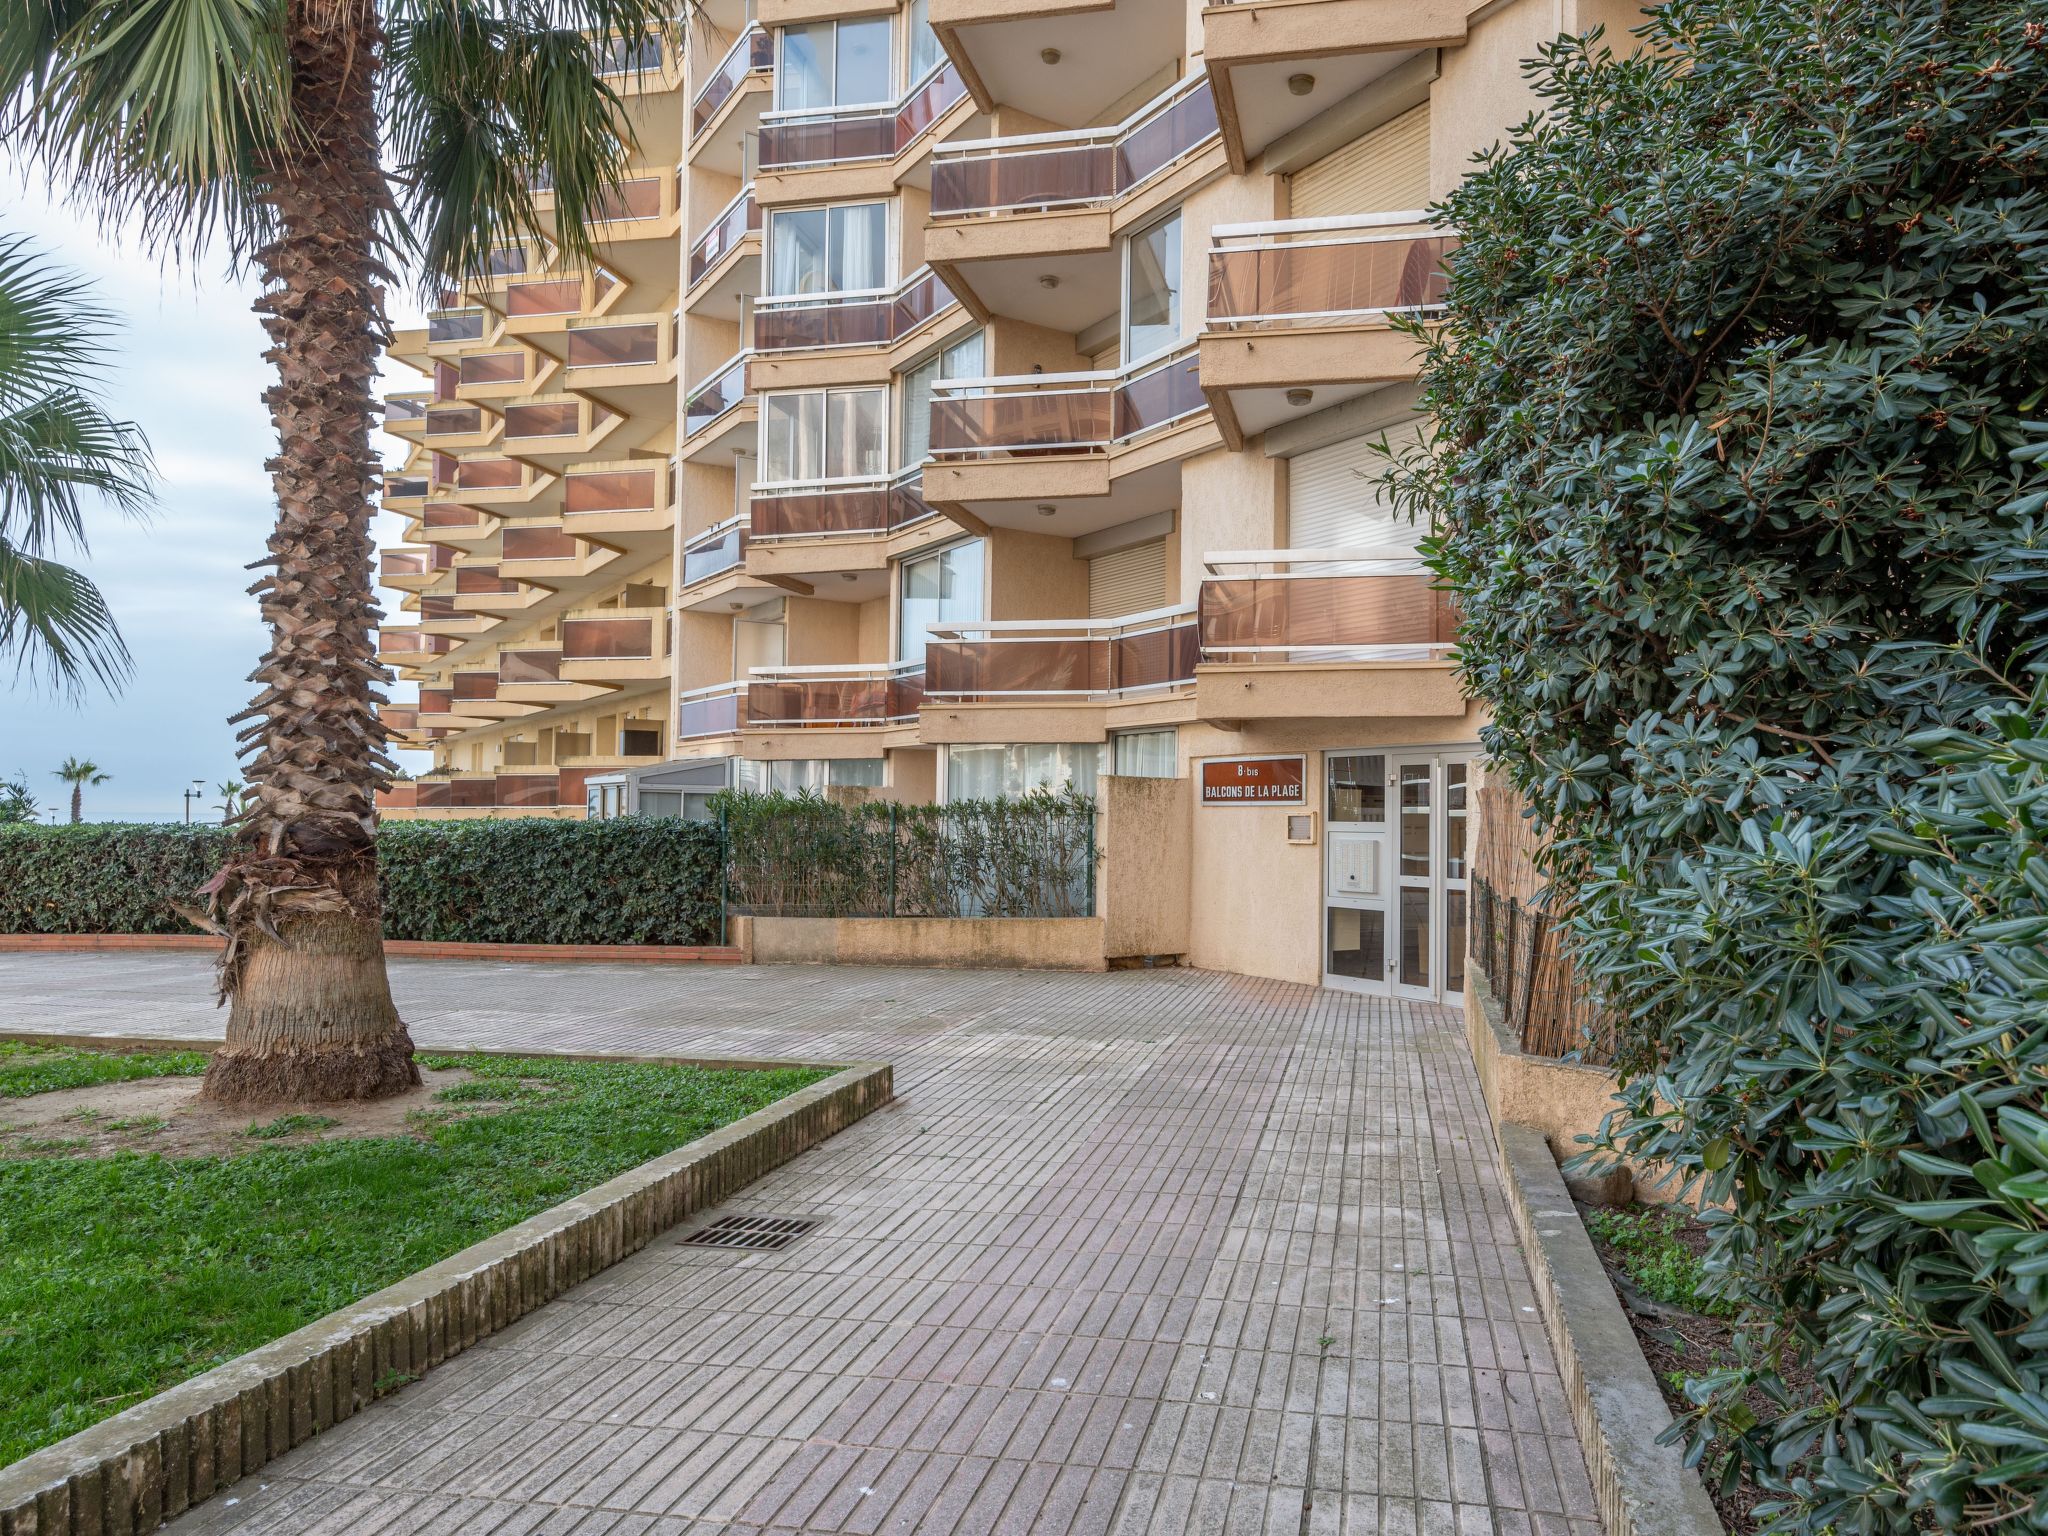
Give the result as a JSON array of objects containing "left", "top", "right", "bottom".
[
  {"left": 1207, "top": 212, "right": 1456, "bottom": 328},
  {"left": 924, "top": 605, "right": 1200, "bottom": 699},
  {"left": 929, "top": 344, "right": 1203, "bottom": 459}
]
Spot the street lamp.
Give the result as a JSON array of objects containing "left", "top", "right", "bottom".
[{"left": 182, "top": 780, "right": 206, "bottom": 826}]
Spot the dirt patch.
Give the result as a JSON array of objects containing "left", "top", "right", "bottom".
[{"left": 0, "top": 1068, "right": 536, "bottom": 1159}]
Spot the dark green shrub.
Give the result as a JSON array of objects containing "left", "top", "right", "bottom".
[
  {"left": 0, "top": 820, "right": 723, "bottom": 945},
  {"left": 1389, "top": 3, "right": 2048, "bottom": 1529},
  {"left": 717, "top": 789, "right": 1097, "bottom": 918}
]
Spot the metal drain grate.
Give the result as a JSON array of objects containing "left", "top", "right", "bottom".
[{"left": 679, "top": 1214, "right": 819, "bottom": 1252}]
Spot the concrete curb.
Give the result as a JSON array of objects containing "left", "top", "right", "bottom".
[
  {"left": 1493, "top": 1121, "right": 1726, "bottom": 1536},
  {"left": 0, "top": 934, "right": 743, "bottom": 964},
  {"left": 0, "top": 1056, "right": 893, "bottom": 1536}
]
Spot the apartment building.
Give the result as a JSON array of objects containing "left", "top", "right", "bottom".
[{"left": 375, "top": 0, "right": 1642, "bottom": 997}]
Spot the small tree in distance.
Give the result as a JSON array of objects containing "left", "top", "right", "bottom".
[
  {"left": 52, "top": 756, "right": 108, "bottom": 824},
  {"left": 1390, "top": 2, "right": 2048, "bottom": 1531}
]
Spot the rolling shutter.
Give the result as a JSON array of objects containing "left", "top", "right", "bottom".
[
  {"left": 1088, "top": 539, "right": 1168, "bottom": 618},
  {"left": 1287, "top": 421, "right": 1428, "bottom": 551},
  {"left": 1292, "top": 105, "right": 1431, "bottom": 218}
]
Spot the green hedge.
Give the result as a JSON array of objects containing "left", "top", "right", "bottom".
[{"left": 0, "top": 821, "right": 724, "bottom": 946}]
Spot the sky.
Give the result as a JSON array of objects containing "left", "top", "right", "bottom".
[{"left": 0, "top": 171, "right": 430, "bottom": 823}]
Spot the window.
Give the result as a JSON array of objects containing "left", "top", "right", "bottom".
[
  {"left": 761, "top": 388, "right": 887, "bottom": 484},
  {"left": 768, "top": 202, "right": 887, "bottom": 296},
  {"left": 734, "top": 758, "right": 886, "bottom": 793},
  {"left": 908, "top": 0, "right": 943, "bottom": 85},
  {"left": 897, "top": 540, "right": 984, "bottom": 661},
  {"left": 897, "top": 330, "right": 984, "bottom": 469},
  {"left": 778, "top": 16, "right": 892, "bottom": 111},
  {"left": 735, "top": 604, "right": 786, "bottom": 674},
  {"left": 1111, "top": 729, "right": 1178, "bottom": 778},
  {"left": 1328, "top": 754, "right": 1387, "bottom": 824},
  {"left": 944, "top": 743, "right": 1102, "bottom": 802},
  {"left": 1124, "top": 211, "right": 1183, "bottom": 363}
]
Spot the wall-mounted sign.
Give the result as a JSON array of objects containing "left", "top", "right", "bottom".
[{"left": 1200, "top": 755, "right": 1306, "bottom": 806}]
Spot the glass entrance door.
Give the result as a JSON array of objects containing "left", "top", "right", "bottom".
[{"left": 1324, "top": 750, "right": 1469, "bottom": 1001}]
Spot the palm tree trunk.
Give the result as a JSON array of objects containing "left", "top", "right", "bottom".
[
  {"left": 69, "top": 783, "right": 80, "bottom": 823},
  {"left": 200, "top": 0, "right": 418, "bottom": 1104}
]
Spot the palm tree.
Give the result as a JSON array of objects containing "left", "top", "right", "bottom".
[
  {"left": 216, "top": 780, "right": 246, "bottom": 823},
  {"left": 0, "top": 236, "right": 155, "bottom": 694},
  {"left": 52, "top": 755, "right": 109, "bottom": 823},
  {"left": 7, "top": 0, "right": 673, "bottom": 1102}
]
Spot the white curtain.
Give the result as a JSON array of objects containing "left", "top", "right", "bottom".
[
  {"left": 830, "top": 203, "right": 886, "bottom": 291},
  {"left": 777, "top": 24, "right": 830, "bottom": 111},
  {"left": 1111, "top": 729, "right": 1178, "bottom": 778},
  {"left": 769, "top": 208, "right": 827, "bottom": 295},
  {"left": 909, "top": 0, "right": 943, "bottom": 84},
  {"left": 944, "top": 743, "right": 1103, "bottom": 802}
]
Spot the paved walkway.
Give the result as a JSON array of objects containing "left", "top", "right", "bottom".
[{"left": 0, "top": 954, "right": 1597, "bottom": 1536}]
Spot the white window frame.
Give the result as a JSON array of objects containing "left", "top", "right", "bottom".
[
  {"left": 765, "top": 200, "right": 894, "bottom": 300},
  {"left": 756, "top": 386, "right": 891, "bottom": 490},
  {"left": 1121, "top": 207, "right": 1185, "bottom": 372},
  {"left": 775, "top": 15, "right": 898, "bottom": 113},
  {"left": 895, "top": 327, "right": 985, "bottom": 471},
  {"left": 895, "top": 536, "right": 988, "bottom": 663}
]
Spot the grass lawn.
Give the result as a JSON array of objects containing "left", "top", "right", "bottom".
[{"left": 0, "top": 1049, "right": 829, "bottom": 1465}]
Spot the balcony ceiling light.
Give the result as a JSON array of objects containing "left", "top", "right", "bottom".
[
  {"left": 840, "top": 572, "right": 858, "bottom": 581},
  {"left": 1286, "top": 388, "right": 1314, "bottom": 407},
  {"left": 1036, "top": 504, "right": 1057, "bottom": 518},
  {"left": 1040, "top": 47, "right": 1061, "bottom": 65},
  {"left": 1037, "top": 274, "right": 1060, "bottom": 289},
  {"left": 1287, "top": 73, "right": 1316, "bottom": 97}
]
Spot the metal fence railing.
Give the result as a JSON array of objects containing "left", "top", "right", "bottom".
[
  {"left": 721, "top": 796, "right": 1097, "bottom": 920},
  {"left": 1470, "top": 876, "right": 1617, "bottom": 1066}
]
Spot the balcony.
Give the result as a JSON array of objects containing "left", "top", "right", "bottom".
[
  {"left": 414, "top": 503, "right": 497, "bottom": 547},
  {"left": 383, "top": 394, "right": 429, "bottom": 437},
  {"left": 560, "top": 459, "right": 671, "bottom": 537},
  {"left": 743, "top": 469, "right": 948, "bottom": 586},
  {"left": 931, "top": 0, "right": 1186, "bottom": 125},
  {"left": 756, "top": 63, "right": 970, "bottom": 190},
  {"left": 382, "top": 473, "right": 428, "bottom": 510},
  {"left": 924, "top": 345, "right": 1212, "bottom": 534},
  {"left": 1199, "top": 215, "right": 1453, "bottom": 440},
  {"left": 1201, "top": 0, "right": 1467, "bottom": 170},
  {"left": 925, "top": 73, "right": 1223, "bottom": 322},
  {"left": 498, "top": 396, "right": 623, "bottom": 467},
  {"left": 439, "top": 455, "right": 549, "bottom": 511},
  {"left": 1194, "top": 548, "right": 1464, "bottom": 722},
  {"left": 379, "top": 546, "right": 448, "bottom": 591},
  {"left": 682, "top": 517, "right": 747, "bottom": 587},
  {"left": 453, "top": 347, "right": 536, "bottom": 398},
  {"left": 560, "top": 312, "right": 676, "bottom": 413},
  {"left": 426, "top": 308, "right": 487, "bottom": 347},
  {"left": 686, "top": 185, "right": 760, "bottom": 314},
  {"left": 746, "top": 663, "right": 926, "bottom": 730},
  {"left": 689, "top": 24, "right": 773, "bottom": 174},
  {"left": 411, "top": 772, "right": 573, "bottom": 812},
  {"left": 560, "top": 607, "right": 665, "bottom": 680},
  {"left": 751, "top": 469, "right": 938, "bottom": 543},
  {"left": 498, "top": 270, "right": 613, "bottom": 335},
  {"left": 681, "top": 351, "right": 753, "bottom": 461},
  {"left": 675, "top": 681, "right": 743, "bottom": 742},
  {"left": 378, "top": 629, "right": 458, "bottom": 666},
  {"left": 750, "top": 267, "right": 959, "bottom": 368},
  {"left": 926, "top": 606, "right": 1199, "bottom": 701},
  {"left": 421, "top": 402, "right": 495, "bottom": 450}
]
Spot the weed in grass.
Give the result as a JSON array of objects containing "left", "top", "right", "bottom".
[
  {"left": 14, "top": 1136, "right": 90, "bottom": 1154},
  {"left": 0, "top": 1051, "right": 829, "bottom": 1463},
  {"left": 1587, "top": 1208, "right": 1735, "bottom": 1319},
  {"left": 107, "top": 1116, "right": 168, "bottom": 1135},
  {"left": 244, "top": 1114, "right": 342, "bottom": 1140},
  {"left": 0, "top": 1041, "right": 208, "bottom": 1100}
]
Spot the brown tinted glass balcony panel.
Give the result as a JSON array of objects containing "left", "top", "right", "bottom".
[
  {"left": 754, "top": 270, "right": 954, "bottom": 353},
  {"left": 498, "top": 648, "right": 563, "bottom": 684},
  {"left": 566, "top": 325, "right": 658, "bottom": 368},
  {"left": 689, "top": 189, "right": 760, "bottom": 286},
  {"left": 503, "top": 402, "right": 581, "bottom": 439},
  {"left": 418, "top": 689, "right": 454, "bottom": 713},
  {"left": 487, "top": 246, "right": 528, "bottom": 275},
  {"left": 751, "top": 478, "right": 934, "bottom": 539},
  {"left": 422, "top": 505, "right": 483, "bottom": 528},
  {"left": 684, "top": 357, "right": 748, "bottom": 435},
  {"left": 564, "top": 469, "right": 656, "bottom": 514},
  {"left": 931, "top": 389, "right": 1111, "bottom": 455},
  {"left": 926, "top": 639, "right": 1108, "bottom": 697},
  {"left": 380, "top": 709, "right": 419, "bottom": 732},
  {"left": 505, "top": 278, "right": 584, "bottom": 316},
  {"left": 931, "top": 75, "right": 1215, "bottom": 216},
  {"left": 381, "top": 550, "right": 428, "bottom": 577},
  {"left": 379, "top": 631, "right": 455, "bottom": 659},
  {"left": 745, "top": 671, "right": 923, "bottom": 727},
  {"left": 424, "top": 406, "right": 483, "bottom": 437},
  {"left": 593, "top": 178, "right": 665, "bottom": 222},
  {"left": 560, "top": 617, "right": 653, "bottom": 659},
  {"left": 500, "top": 526, "right": 579, "bottom": 561},
  {"left": 413, "top": 780, "right": 451, "bottom": 808},
  {"left": 760, "top": 114, "right": 893, "bottom": 170},
  {"left": 620, "top": 727, "right": 663, "bottom": 756},
  {"left": 456, "top": 459, "right": 524, "bottom": 489},
  {"left": 1114, "top": 354, "right": 1204, "bottom": 437},
  {"left": 455, "top": 565, "right": 520, "bottom": 594},
  {"left": 1208, "top": 233, "right": 1456, "bottom": 326},
  {"left": 384, "top": 476, "right": 429, "bottom": 499},
  {"left": 692, "top": 27, "right": 773, "bottom": 133},
  {"left": 452, "top": 671, "right": 499, "bottom": 701},
  {"left": 419, "top": 595, "right": 462, "bottom": 620},
  {"left": 676, "top": 687, "right": 741, "bottom": 739},
  {"left": 495, "top": 774, "right": 561, "bottom": 807},
  {"left": 600, "top": 33, "right": 664, "bottom": 74},
  {"left": 459, "top": 352, "right": 526, "bottom": 385},
  {"left": 428, "top": 310, "right": 484, "bottom": 343},
  {"left": 1199, "top": 574, "right": 1455, "bottom": 652},
  {"left": 683, "top": 523, "right": 745, "bottom": 584},
  {"left": 1115, "top": 622, "right": 1201, "bottom": 689},
  {"left": 385, "top": 397, "right": 428, "bottom": 424}
]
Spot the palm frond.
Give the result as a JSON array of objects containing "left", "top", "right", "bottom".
[
  {"left": 0, "top": 535, "right": 132, "bottom": 694},
  {"left": 7, "top": 0, "right": 294, "bottom": 262},
  {"left": 385, "top": 0, "right": 677, "bottom": 290}
]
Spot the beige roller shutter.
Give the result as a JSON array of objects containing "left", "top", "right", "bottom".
[
  {"left": 1287, "top": 420, "right": 1429, "bottom": 551},
  {"left": 1089, "top": 539, "right": 1169, "bottom": 618},
  {"left": 1292, "top": 104, "right": 1431, "bottom": 218}
]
